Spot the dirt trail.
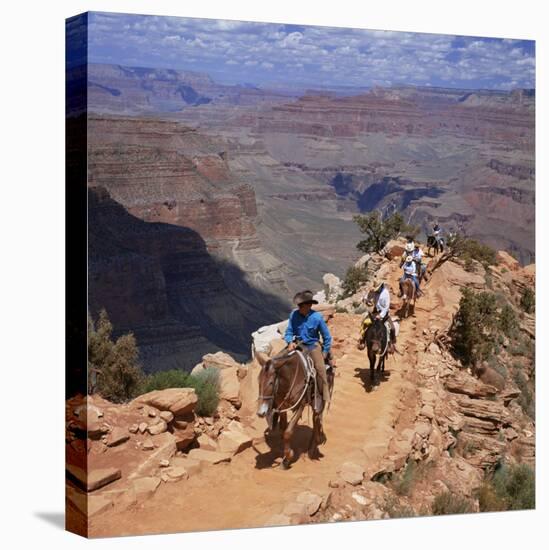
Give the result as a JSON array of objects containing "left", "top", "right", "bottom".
[{"left": 90, "top": 259, "right": 452, "bottom": 537}]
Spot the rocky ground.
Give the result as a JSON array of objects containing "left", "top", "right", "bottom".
[{"left": 66, "top": 240, "right": 535, "bottom": 537}]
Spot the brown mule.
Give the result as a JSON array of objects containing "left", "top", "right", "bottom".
[
  {"left": 256, "top": 347, "right": 334, "bottom": 469},
  {"left": 400, "top": 278, "right": 416, "bottom": 318}
]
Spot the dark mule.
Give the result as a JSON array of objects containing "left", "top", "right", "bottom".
[
  {"left": 399, "top": 277, "right": 416, "bottom": 318},
  {"left": 415, "top": 259, "right": 428, "bottom": 286},
  {"left": 256, "top": 347, "right": 334, "bottom": 469},
  {"left": 358, "top": 290, "right": 390, "bottom": 384},
  {"left": 427, "top": 235, "right": 444, "bottom": 256}
]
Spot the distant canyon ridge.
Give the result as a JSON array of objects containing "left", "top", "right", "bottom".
[{"left": 77, "top": 63, "right": 534, "bottom": 371}]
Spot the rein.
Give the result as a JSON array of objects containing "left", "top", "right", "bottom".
[{"left": 259, "top": 350, "right": 312, "bottom": 414}]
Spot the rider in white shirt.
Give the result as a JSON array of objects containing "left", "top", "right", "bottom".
[{"left": 400, "top": 255, "right": 422, "bottom": 296}]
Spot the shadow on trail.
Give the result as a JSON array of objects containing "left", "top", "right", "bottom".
[
  {"left": 353, "top": 366, "right": 392, "bottom": 393},
  {"left": 253, "top": 424, "right": 324, "bottom": 470}
]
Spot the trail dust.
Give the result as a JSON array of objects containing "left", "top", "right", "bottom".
[{"left": 90, "top": 258, "right": 456, "bottom": 537}]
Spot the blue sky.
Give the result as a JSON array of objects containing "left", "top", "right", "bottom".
[{"left": 87, "top": 12, "right": 535, "bottom": 90}]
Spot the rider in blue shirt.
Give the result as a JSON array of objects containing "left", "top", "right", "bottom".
[{"left": 284, "top": 290, "right": 332, "bottom": 409}]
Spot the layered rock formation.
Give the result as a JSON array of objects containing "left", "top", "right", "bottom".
[
  {"left": 87, "top": 115, "right": 293, "bottom": 371},
  {"left": 88, "top": 186, "right": 288, "bottom": 372}
]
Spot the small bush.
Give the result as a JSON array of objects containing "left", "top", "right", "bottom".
[
  {"left": 432, "top": 491, "right": 474, "bottom": 515},
  {"left": 88, "top": 310, "right": 144, "bottom": 403},
  {"left": 382, "top": 495, "right": 416, "bottom": 518},
  {"left": 143, "top": 368, "right": 220, "bottom": 417},
  {"left": 492, "top": 463, "right": 535, "bottom": 510},
  {"left": 341, "top": 265, "right": 369, "bottom": 298},
  {"left": 520, "top": 287, "right": 535, "bottom": 314},
  {"left": 449, "top": 235, "right": 497, "bottom": 267},
  {"left": 478, "top": 483, "right": 507, "bottom": 512}
]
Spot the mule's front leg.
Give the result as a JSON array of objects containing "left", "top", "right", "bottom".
[
  {"left": 369, "top": 350, "right": 376, "bottom": 381},
  {"left": 281, "top": 404, "right": 304, "bottom": 469}
]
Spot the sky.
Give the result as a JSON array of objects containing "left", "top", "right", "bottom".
[{"left": 87, "top": 12, "right": 535, "bottom": 91}]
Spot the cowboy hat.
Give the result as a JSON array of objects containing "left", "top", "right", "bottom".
[
  {"left": 406, "top": 255, "right": 413, "bottom": 262},
  {"left": 293, "top": 290, "right": 318, "bottom": 306}
]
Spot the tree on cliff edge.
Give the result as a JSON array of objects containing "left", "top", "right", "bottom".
[
  {"left": 88, "top": 309, "right": 144, "bottom": 403},
  {"left": 354, "top": 211, "right": 418, "bottom": 254}
]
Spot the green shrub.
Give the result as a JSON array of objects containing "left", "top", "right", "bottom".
[
  {"left": 341, "top": 265, "right": 369, "bottom": 298},
  {"left": 498, "top": 305, "right": 518, "bottom": 337},
  {"left": 432, "top": 491, "right": 474, "bottom": 515},
  {"left": 192, "top": 369, "right": 221, "bottom": 416},
  {"left": 450, "top": 288, "right": 498, "bottom": 366},
  {"left": 143, "top": 368, "right": 220, "bottom": 417},
  {"left": 520, "top": 287, "right": 535, "bottom": 314},
  {"left": 492, "top": 463, "right": 535, "bottom": 510},
  {"left": 450, "top": 235, "right": 497, "bottom": 267},
  {"left": 354, "top": 211, "right": 418, "bottom": 254},
  {"left": 88, "top": 310, "right": 144, "bottom": 403}
]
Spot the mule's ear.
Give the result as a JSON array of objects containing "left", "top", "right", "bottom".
[{"left": 255, "top": 350, "right": 269, "bottom": 367}]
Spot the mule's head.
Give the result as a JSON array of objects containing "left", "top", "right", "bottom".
[
  {"left": 256, "top": 351, "right": 277, "bottom": 418},
  {"left": 364, "top": 289, "right": 378, "bottom": 310}
]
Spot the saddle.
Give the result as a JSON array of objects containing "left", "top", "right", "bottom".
[{"left": 293, "top": 345, "right": 333, "bottom": 413}]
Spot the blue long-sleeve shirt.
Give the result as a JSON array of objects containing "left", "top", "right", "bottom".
[{"left": 284, "top": 309, "right": 332, "bottom": 353}]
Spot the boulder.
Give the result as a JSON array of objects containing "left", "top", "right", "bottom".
[
  {"left": 197, "top": 433, "right": 217, "bottom": 451},
  {"left": 162, "top": 466, "right": 188, "bottom": 482},
  {"left": 217, "top": 426, "right": 252, "bottom": 455},
  {"left": 218, "top": 367, "right": 241, "bottom": 407},
  {"left": 142, "top": 439, "right": 155, "bottom": 451},
  {"left": 323, "top": 273, "right": 342, "bottom": 302},
  {"left": 172, "top": 423, "right": 196, "bottom": 451},
  {"left": 147, "top": 420, "right": 168, "bottom": 436},
  {"left": 135, "top": 388, "right": 198, "bottom": 417},
  {"left": 128, "top": 424, "right": 139, "bottom": 434},
  {"left": 475, "top": 364, "right": 506, "bottom": 392},
  {"left": 107, "top": 427, "right": 130, "bottom": 447},
  {"left": 338, "top": 462, "right": 364, "bottom": 486},
  {"left": 187, "top": 448, "right": 232, "bottom": 465},
  {"left": 202, "top": 351, "right": 240, "bottom": 370},
  {"left": 385, "top": 244, "right": 405, "bottom": 260},
  {"left": 159, "top": 411, "right": 174, "bottom": 424},
  {"left": 445, "top": 371, "right": 499, "bottom": 398},
  {"left": 138, "top": 422, "right": 148, "bottom": 434}
]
